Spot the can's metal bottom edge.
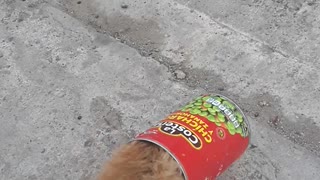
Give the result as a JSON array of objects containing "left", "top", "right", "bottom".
[{"left": 211, "top": 93, "right": 252, "bottom": 146}]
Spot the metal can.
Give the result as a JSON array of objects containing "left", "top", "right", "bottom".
[{"left": 134, "top": 94, "right": 250, "bottom": 180}]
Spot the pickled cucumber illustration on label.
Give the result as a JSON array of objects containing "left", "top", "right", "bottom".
[
  {"left": 216, "top": 127, "right": 226, "bottom": 140},
  {"left": 180, "top": 95, "right": 249, "bottom": 137}
]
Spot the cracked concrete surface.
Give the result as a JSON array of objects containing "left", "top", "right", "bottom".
[{"left": 0, "top": 0, "right": 320, "bottom": 179}]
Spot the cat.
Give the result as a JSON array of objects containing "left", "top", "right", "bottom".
[{"left": 98, "top": 140, "right": 184, "bottom": 180}]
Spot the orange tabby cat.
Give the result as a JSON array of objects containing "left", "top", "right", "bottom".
[{"left": 98, "top": 141, "right": 184, "bottom": 180}]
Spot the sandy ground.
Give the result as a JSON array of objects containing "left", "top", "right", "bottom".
[{"left": 0, "top": 0, "right": 320, "bottom": 179}]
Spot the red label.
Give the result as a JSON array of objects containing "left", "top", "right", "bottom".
[{"left": 134, "top": 95, "right": 250, "bottom": 180}]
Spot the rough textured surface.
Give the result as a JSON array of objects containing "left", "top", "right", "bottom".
[{"left": 0, "top": 0, "right": 319, "bottom": 179}]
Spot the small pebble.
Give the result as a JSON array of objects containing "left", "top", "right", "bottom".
[
  {"left": 269, "top": 116, "right": 280, "bottom": 126},
  {"left": 77, "top": 115, "right": 82, "bottom": 120},
  {"left": 218, "top": 87, "right": 225, "bottom": 91},
  {"left": 121, "top": 4, "right": 128, "bottom": 9},
  {"left": 294, "top": 131, "right": 304, "bottom": 137},
  {"left": 249, "top": 144, "right": 258, "bottom": 149},
  {"left": 55, "top": 56, "right": 60, "bottom": 61},
  {"left": 174, "top": 70, "right": 186, "bottom": 80},
  {"left": 17, "top": 17, "right": 24, "bottom": 22},
  {"left": 77, "top": 1, "right": 82, "bottom": 4},
  {"left": 258, "top": 100, "right": 269, "bottom": 107},
  {"left": 84, "top": 140, "right": 93, "bottom": 147},
  {"left": 254, "top": 112, "right": 259, "bottom": 117},
  {"left": 0, "top": 51, "right": 3, "bottom": 58}
]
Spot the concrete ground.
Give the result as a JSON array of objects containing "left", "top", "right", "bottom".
[{"left": 1, "top": 0, "right": 320, "bottom": 179}]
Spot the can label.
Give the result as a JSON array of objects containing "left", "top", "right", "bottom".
[{"left": 134, "top": 94, "right": 250, "bottom": 180}]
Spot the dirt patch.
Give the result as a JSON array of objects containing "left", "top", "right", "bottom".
[
  {"left": 55, "top": 0, "right": 165, "bottom": 57},
  {"left": 219, "top": 147, "right": 280, "bottom": 180},
  {"left": 90, "top": 96, "right": 123, "bottom": 130},
  {"left": 241, "top": 93, "right": 320, "bottom": 157},
  {"left": 183, "top": 67, "right": 228, "bottom": 93}
]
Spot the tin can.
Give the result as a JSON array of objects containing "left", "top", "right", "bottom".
[{"left": 134, "top": 94, "right": 250, "bottom": 180}]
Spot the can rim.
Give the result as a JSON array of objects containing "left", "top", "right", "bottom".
[{"left": 133, "top": 138, "right": 188, "bottom": 180}]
